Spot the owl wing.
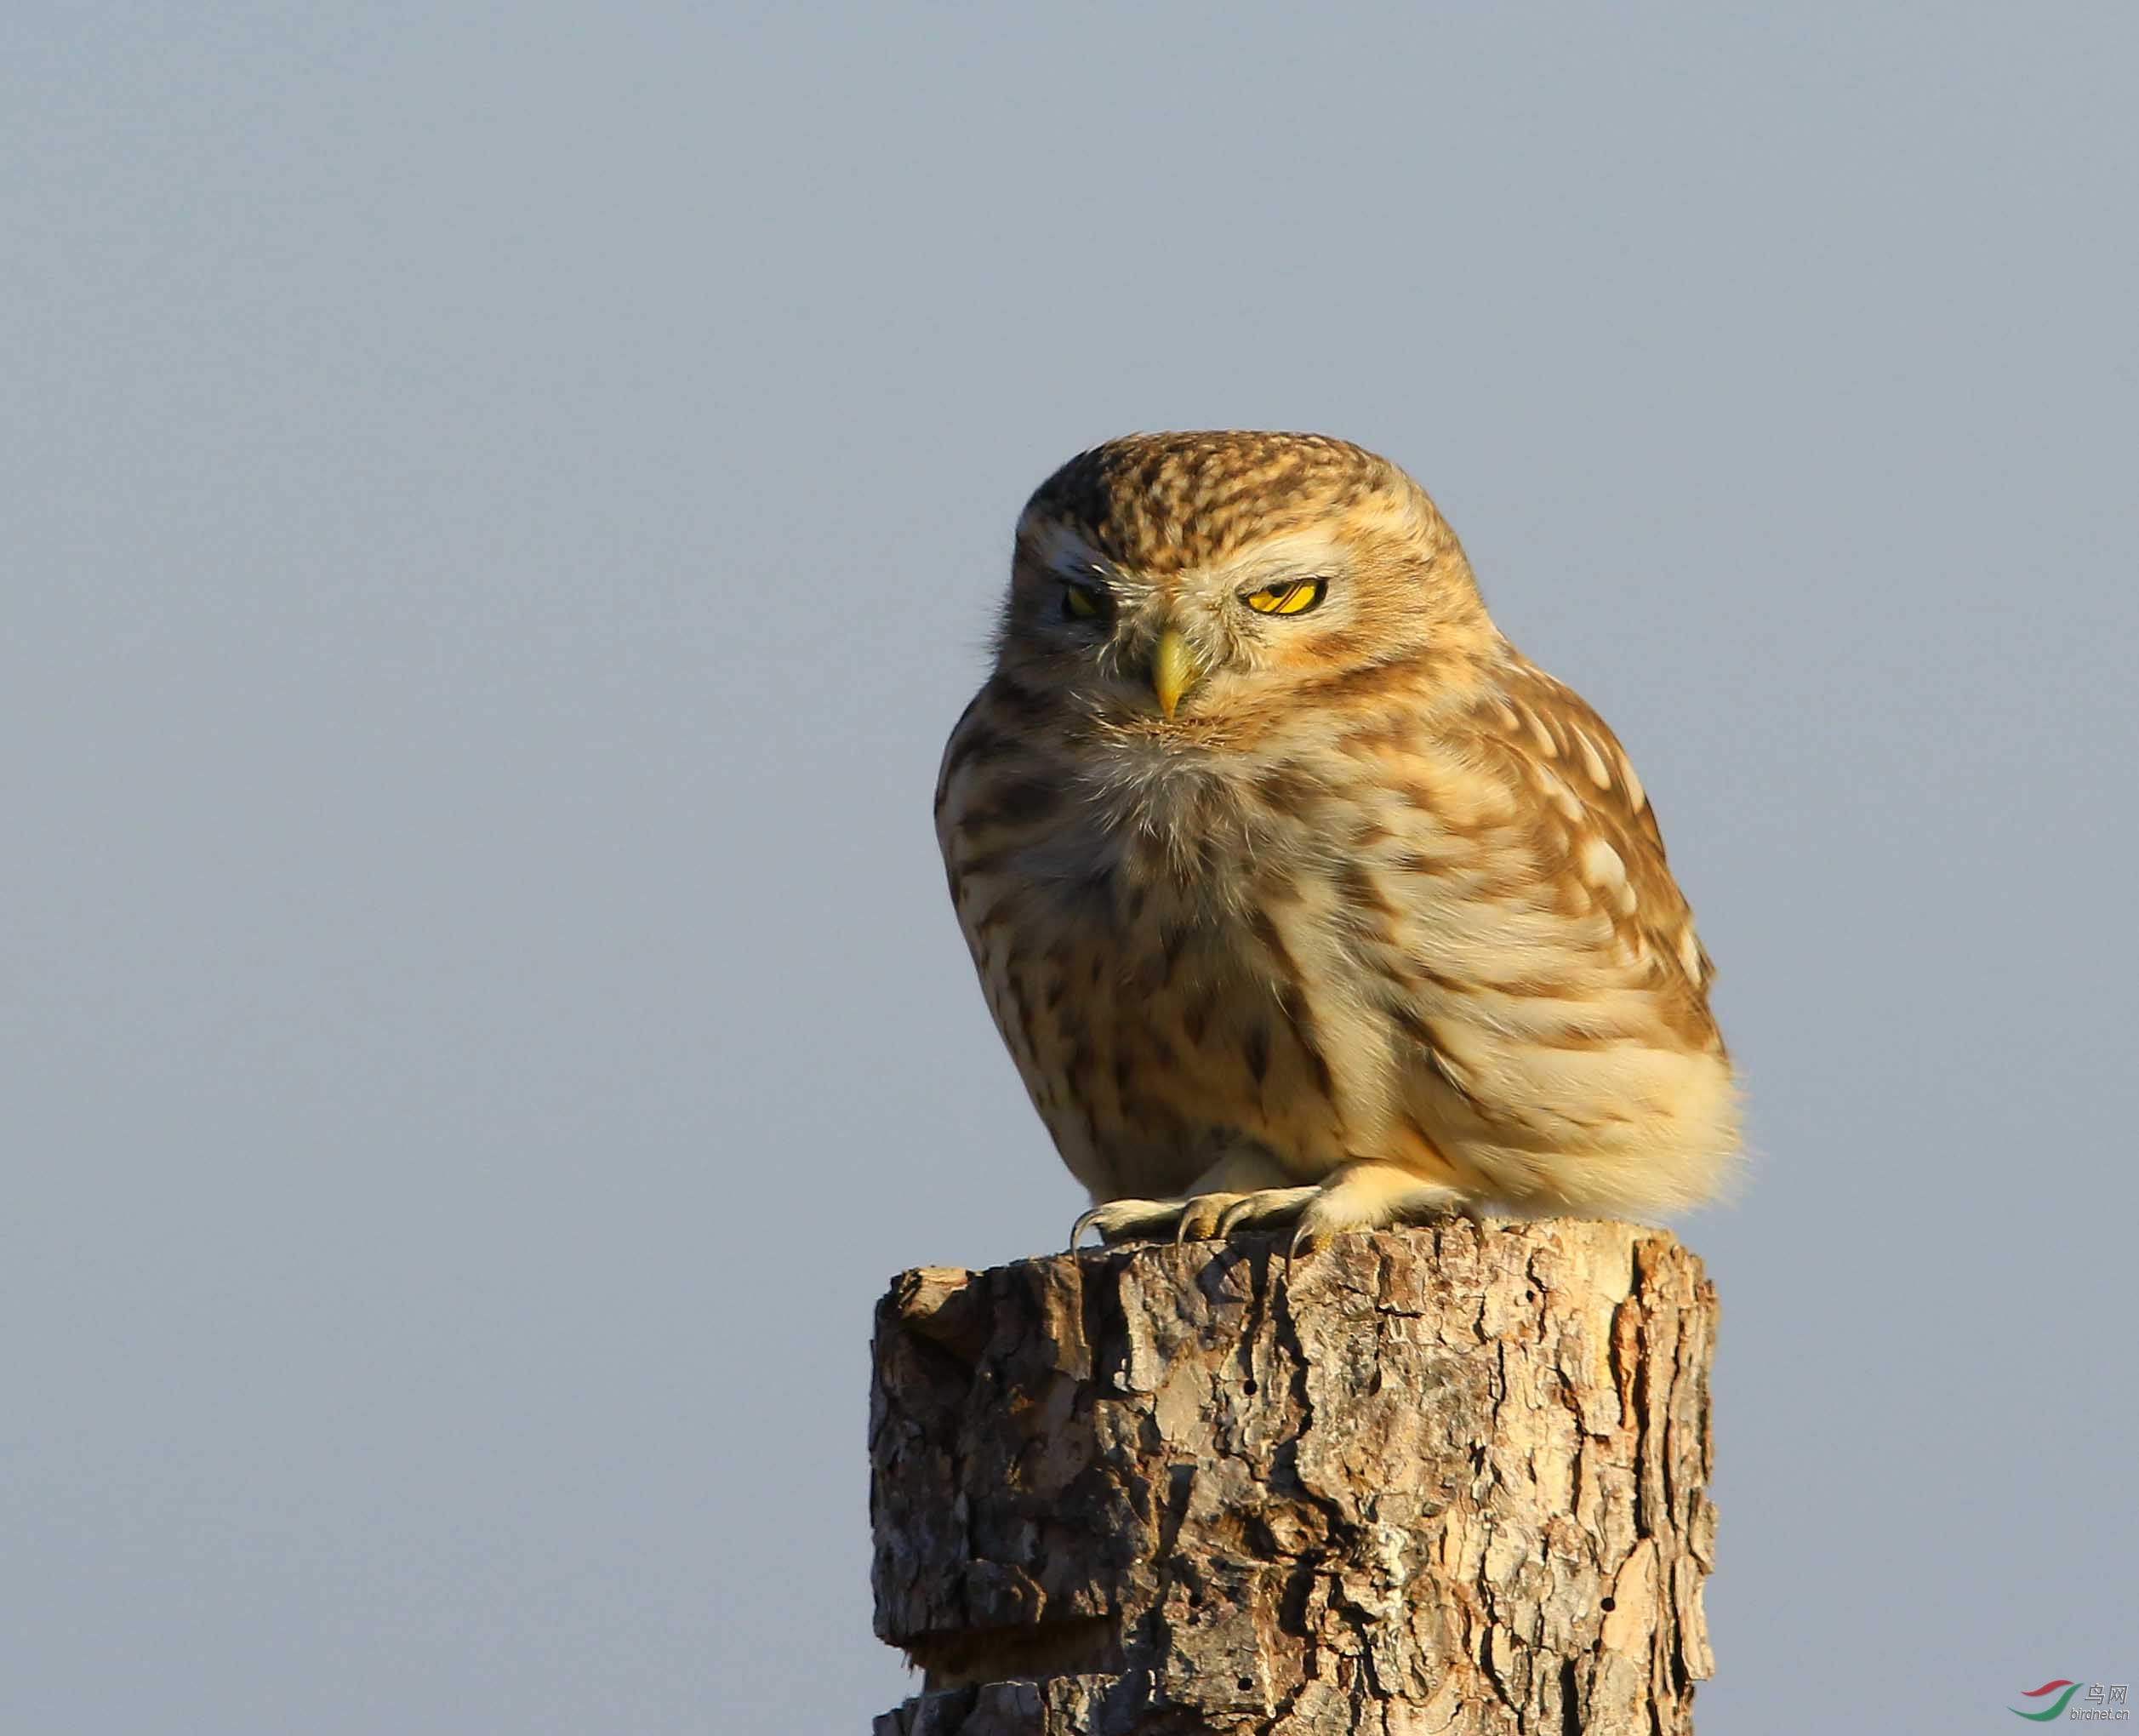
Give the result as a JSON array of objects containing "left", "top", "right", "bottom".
[
  {"left": 1468, "top": 658, "right": 1715, "bottom": 1007},
  {"left": 1335, "top": 655, "right": 1735, "bottom": 1209}
]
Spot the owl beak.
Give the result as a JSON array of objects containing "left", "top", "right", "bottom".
[{"left": 1152, "top": 627, "right": 1202, "bottom": 720}]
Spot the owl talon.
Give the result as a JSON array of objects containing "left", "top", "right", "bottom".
[
  {"left": 1071, "top": 1196, "right": 1188, "bottom": 1250},
  {"left": 1174, "top": 1193, "right": 1246, "bottom": 1242},
  {"left": 1213, "top": 1185, "right": 1320, "bottom": 1239}
]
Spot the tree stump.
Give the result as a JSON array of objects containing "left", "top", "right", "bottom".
[{"left": 869, "top": 1219, "right": 1718, "bottom": 1735}]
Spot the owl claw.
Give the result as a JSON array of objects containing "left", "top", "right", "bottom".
[
  {"left": 1213, "top": 1185, "right": 1320, "bottom": 1239},
  {"left": 1174, "top": 1193, "right": 1246, "bottom": 1242},
  {"left": 1070, "top": 1197, "right": 1188, "bottom": 1250}
]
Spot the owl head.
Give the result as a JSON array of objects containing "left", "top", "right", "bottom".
[{"left": 995, "top": 432, "right": 1496, "bottom": 740}]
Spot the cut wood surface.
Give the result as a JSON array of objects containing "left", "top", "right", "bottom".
[{"left": 870, "top": 1219, "right": 1718, "bottom": 1735}]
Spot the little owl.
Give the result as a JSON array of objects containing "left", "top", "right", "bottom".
[{"left": 935, "top": 432, "right": 1739, "bottom": 1252}]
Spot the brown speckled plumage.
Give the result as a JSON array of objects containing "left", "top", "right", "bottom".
[{"left": 937, "top": 432, "right": 1739, "bottom": 1248}]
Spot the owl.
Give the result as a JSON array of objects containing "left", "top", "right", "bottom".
[{"left": 935, "top": 432, "right": 1739, "bottom": 1253}]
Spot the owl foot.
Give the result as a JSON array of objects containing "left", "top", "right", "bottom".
[
  {"left": 1286, "top": 1162, "right": 1466, "bottom": 1260},
  {"left": 1072, "top": 1150, "right": 1303, "bottom": 1249},
  {"left": 1161, "top": 1185, "right": 1332, "bottom": 1242},
  {"left": 1070, "top": 1165, "right": 1467, "bottom": 1255},
  {"left": 1072, "top": 1184, "right": 1325, "bottom": 1249},
  {"left": 1210, "top": 1186, "right": 1321, "bottom": 1238}
]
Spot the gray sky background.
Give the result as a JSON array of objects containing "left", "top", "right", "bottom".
[{"left": 6, "top": 4, "right": 2136, "bottom": 1730}]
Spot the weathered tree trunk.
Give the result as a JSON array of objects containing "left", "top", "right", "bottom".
[{"left": 870, "top": 1219, "right": 1717, "bottom": 1735}]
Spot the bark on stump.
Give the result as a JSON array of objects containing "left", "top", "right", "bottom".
[{"left": 870, "top": 1219, "right": 1717, "bottom": 1735}]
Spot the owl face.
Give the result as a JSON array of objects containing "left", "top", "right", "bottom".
[{"left": 994, "top": 432, "right": 1495, "bottom": 741}]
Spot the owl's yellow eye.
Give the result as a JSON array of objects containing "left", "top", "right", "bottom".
[
  {"left": 1242, "top": 578, "right": 1328, "bottom": 617},
  {"left": 1062, "top": 584, "right": 1104, "bottom": 621}
]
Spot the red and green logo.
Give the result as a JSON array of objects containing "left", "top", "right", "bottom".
[{"left": 2013, "top": 1681, "right": 2081, "bottom": 1721}]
